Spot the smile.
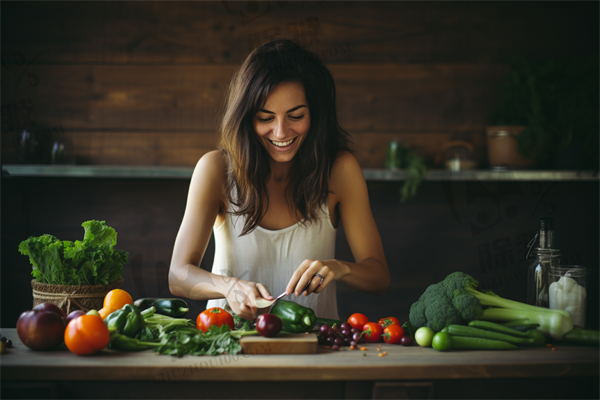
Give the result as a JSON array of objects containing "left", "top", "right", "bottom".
[{"left": 269, "top": 138, "right": 296, "bottom": 147}]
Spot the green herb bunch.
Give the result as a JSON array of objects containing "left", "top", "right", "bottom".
[
  {"left": 156, "top": 325, "right": 242, "bottom": 357},
  {"left": 18, "top": 220, "right": 128, "bottom": 285},
  {"left": 386, "top": 142, "right": 428, "bottom": 202}
]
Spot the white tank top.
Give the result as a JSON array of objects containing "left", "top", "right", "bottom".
[{"left": 206, "top": 202, "right": 340, "bottom": 320}]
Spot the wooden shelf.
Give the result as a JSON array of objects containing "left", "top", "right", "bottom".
[
  {"left": 362, "top": 168, "right": 599, "bottom": 181},
  {"left": 2, "top": 165, "right": 598, "bottom": 181}
]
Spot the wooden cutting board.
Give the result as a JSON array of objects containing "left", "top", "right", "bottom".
[{"left": 240, "top": 333, "right": 318, "bottom": 355}]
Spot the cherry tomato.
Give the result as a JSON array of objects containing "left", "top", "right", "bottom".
[
  {"left": 383, "top": 324, "right": 404, "bottom": 344},
  {"left": 196, "top": 307, "right": 235, "bottom": 333},
  {"left": 377, "top": 317, "right": 400, "bottom": 329},
  {"left": 64, "top": 314, "right": 110, "bottom": 355},
  {"left": 348, "top": 313, "right": 369, "bottom": 330},
  {"left": 362, "top": 322, "right": 383, "bottom": 343}
]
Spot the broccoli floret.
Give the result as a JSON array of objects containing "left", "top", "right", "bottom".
[
  {"left": 408, "top": 272, "right": 484, "bottom": 332},
  {"left": 424, "top": 301, "right": 463, "bottom": 332},
  {"left": 408, "top": 298, "right": 427, "bottom": 329},
  {"left": 452, "top": 290, "right": 483, "bottom": 321},
  {"left": 442, "top": 272, "right": 478, "bottom": 298}
]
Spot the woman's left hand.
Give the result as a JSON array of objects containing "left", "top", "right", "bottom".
[{"left": 286, "top": 259, "right": 349, "bottom": 297}]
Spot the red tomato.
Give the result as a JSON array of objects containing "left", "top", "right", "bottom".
[
  {"left": 64, "top": 314, "right": 110, "bottom": 355},
  {"left": 196, "top": 307, "right": 234, "bottom": 333},
  {"left": 362, "top": 322, "right": 383, "bottom": 343},
  {"left": 377, "top": 317, "right": 400, "bottom": 329},
  {"left": 383, "top": 324, "right": 404, "bottom": 344},
  {"left": 348, "top": 313, "right": 369, "bottom": 330}
]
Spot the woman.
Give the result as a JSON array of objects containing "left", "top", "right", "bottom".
[{"left": 169, "top": 39, "right": 390, "bottom": 322}]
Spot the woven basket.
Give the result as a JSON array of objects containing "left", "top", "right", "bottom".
[{"left": 31, "top": 279, "right": 124, "bottom": 315}]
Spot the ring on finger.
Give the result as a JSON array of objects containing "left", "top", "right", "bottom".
[{"left": 314, "top": 273, "right": 324, "bottom": 286}]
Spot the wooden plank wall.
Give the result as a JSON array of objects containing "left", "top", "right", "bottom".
[
  {"left": 2, "top": 2, "right": 598, "bottom": 329},
  {"left": 2, "top": 1, "right": 597, "bottom": 167}
]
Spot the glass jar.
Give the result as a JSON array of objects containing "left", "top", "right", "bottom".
[
  {"left": 527, "top": 249, "right": 561, "bottom": 308},
  {"left": 548, "top": 266, "right": 590, "bottom": 328},
  {"left": 442, "top": 141, "right": 476, "bottom": 171}
]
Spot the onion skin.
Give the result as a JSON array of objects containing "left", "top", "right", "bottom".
[
  {"left": 33, "top": 303, "right": 67, "bottom": 324},
  {"left": 257, "top": 314, "right": 283, "bottom": 337},
  {"left": 66, "top": 310, "right": 87, "bottom": 326},
  {"left": 17, "top": 310, "right": 66, "bottom": 350}
]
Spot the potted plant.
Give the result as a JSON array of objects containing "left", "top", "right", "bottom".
[{"left": 488, "top": 56, "right": 599, "bottom": 170}]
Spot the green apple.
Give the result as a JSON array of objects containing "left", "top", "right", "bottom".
[{"left": 414, "top": 327, "right": 435, "bottom": 347}]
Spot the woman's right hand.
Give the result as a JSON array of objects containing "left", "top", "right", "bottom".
[{"left": 224, "top": 279, "right": 274, "bottom": 321}]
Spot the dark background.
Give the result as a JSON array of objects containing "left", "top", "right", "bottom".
[{"left": 2, "top": 1, "right": 598, "bottom": 328}]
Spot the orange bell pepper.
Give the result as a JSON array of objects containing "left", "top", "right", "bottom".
[
  {"left": 64, "top": 314, "right": 110, "bottom": 355},
  {"left": 98, "top": 289, "right": 133, "bottom": 320}
]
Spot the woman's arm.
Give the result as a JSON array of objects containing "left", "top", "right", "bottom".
[
  {"left": 330, "top": 152, "right": 390, "bottom": 295},
  {"left": 287, "top": 152, "right": 391, "bottom": 297},
  {"left": 169, "top": 151, "right": 274, "bottom": 320},
  {"left": 168, "top": 151, "right": 230, "bottom": 300}
]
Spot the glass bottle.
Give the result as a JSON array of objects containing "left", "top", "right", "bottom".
[{"left": 527, "top": 218, "right": 560, "bottom": 307}]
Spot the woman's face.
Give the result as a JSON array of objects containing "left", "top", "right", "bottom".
[{"left": 252, "top": 82, "right": 310, "bottom": 164}]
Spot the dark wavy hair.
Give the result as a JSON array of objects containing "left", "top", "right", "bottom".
[{"left": 218, "top": 39, "right": 352, "bottom": 235}]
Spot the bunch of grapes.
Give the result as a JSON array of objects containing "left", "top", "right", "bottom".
[{"left": 317, "top": 322, "right": 365, "bottom": 350}]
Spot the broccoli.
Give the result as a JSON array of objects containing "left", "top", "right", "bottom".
[
  {"left": 409, "top": 271, "right": 575, "bottom": 340},
  {"left": 409, "top": 272, "right": 480, "bottom": 332}
]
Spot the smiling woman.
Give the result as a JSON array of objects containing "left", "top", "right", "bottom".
[
  {"left": 168, "top": 39, "right": 390, "bottom": 322},
  {"left": 252, "top": 83, "right": 310, "bottom": 166}
]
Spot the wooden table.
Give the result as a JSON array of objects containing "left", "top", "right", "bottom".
[{"left": 1, "top": 328, "right": 598, "bottom": 399}]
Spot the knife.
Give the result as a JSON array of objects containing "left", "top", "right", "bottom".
[{"left": 254, "top": 273, "right": 324, "bottom": 310}]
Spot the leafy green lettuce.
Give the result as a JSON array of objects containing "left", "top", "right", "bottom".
[{"left": 18, "top": 220, "right": 128, "bottom": 285}]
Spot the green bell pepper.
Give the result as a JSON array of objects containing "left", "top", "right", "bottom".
[
  {"left": 270, "top": 300, "right": 342, "bottom": 333},
  {"left": 104, "top": 304, "right": 145, "bottom": 338}
]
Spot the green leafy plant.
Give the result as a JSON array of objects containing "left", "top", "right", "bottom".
[
  {"left": 156, "top": 324, "right": 242, "bottom": 357},
  {"left": 491, "top": 56, "right": 599, "bottom": 169},
  {"left": 18, "top": 220, "right": 128, "bottom": 285},
  {"left": 386, "top": 142, "right": 428, "bottom": 202}
]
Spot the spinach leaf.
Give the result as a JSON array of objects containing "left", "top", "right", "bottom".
[{"left": 156, "top": 325, "right": 242, "bottom": 357}]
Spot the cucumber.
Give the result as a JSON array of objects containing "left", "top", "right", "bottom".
[
  {"left": 562, "top": 327, "right": 600, "bottom": 347},
  {"left": 468, "top": 321, "right": 546, "bottom": 345},
  {"left": 447, "top": 325, "right": 535, "bottom": 346},
  {"left": 134, "top": 298, "right": 189, "bottom": 318},
  {"left": 500, "top": 319, "right": 540, "bottom": 332},
  {"left": 451, "top": 336, "right": 517, "bottom": 350},
  {"left": 468, "top": 320, "right": 530, "bottom": 337}
]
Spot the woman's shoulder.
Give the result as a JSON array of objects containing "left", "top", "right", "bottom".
[
  {"left": 331, "top": 151, "right": 362, "bottom": 182},
  {"left": 195, "top": 150, "right": 227, "bottom": 172},
  {"left": 329, "top": 151, "right": 364, "bottom": 196},
  {"left": 191, "top": 150, "right": 228, "bottom": 189}
]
